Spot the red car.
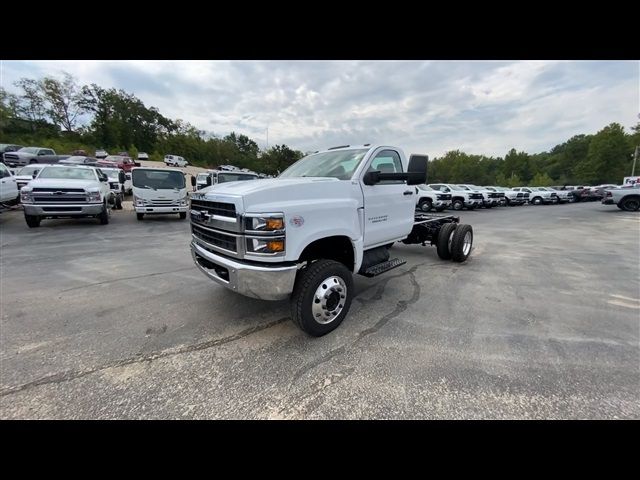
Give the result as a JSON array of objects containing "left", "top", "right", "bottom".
[{"left": 103, "top": 155, "right": 136, "bottom": 172}]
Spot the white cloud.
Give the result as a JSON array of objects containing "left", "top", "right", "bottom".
[{"left": 1, "top": 60, "right": 637, "bottom": 158}]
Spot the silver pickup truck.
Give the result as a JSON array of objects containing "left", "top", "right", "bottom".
[
  {"left": 3, "top": 147, "right": 69, "bottom": 167},
  {"left": 602, "top": 185, "right": 640, "bottom": 211}
]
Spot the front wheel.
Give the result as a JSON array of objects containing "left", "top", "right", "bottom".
[
  {"left": 25, "top": 214, "right": 41, "bottom": 228},
  {"left": 531, "top": 197, "right": 543, "bottom": 205},
  {"left": 452, "top": 199, "right": 464, "bottom": 211},
  {"left": 115, "top": 196, "right": 123, "bottom": 210},
  {"left": 418, "top": 198, "right": 432, "bottom": 212},
  {"left": 136, "top": 213, "right": 144, "bottom": 221},
  {"left": 99, "top": 203, "right": 109, "bottom": 224},
  {"left": 290, "top": 259, "right": 354, "bottom": 337},
  {"left": 179, "top": 212, "right": 187, "bottom": 219}
]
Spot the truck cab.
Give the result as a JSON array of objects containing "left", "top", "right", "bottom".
[
  {"left": 190, "top": 144, "right": 475, "bottom": 336},
  {"left": 132, "top": 167, "right": 189, "bottom": 220}
]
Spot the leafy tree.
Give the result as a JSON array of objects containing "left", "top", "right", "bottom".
[
  {"left": 14, "top": 78, "right": 47, "bottom": 131},
  {"left": 39, "top": 73, "right": 87, "bottom": 132},
  {"left": 574, "top": 123, "right": 630, "bottom": 184},
  {"left": 530, "top": 172, "right": 554, "bottom": 186}
]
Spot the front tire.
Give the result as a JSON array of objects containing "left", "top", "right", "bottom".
[
  {"left": 136, "top": 213, "right": 144, "bottom": 221},
  {"left": 115, "top": 196, "right": 123, "bottom": 210},
  {"left": 99, "top": 203, "right": 109, "bottom": 224},
  {"left": 179, "top": 212, "right": 187, "bottom": 219},
  {"left": 436, "top": 223, "right": 457, "bottom": 260},
  {"left": 532, "top": 197, "right": 543, "bottom": 205},
  {"left": 418, "top": 198, "right": 433, "bottom": 212},
  {"left": 452, "top": 199, "right": 464, "bottom": 211},
  {"left": 290, "top": 259, "right": 354, "bottom": 337},
  {"left": 25, "top": 214, "right": 41, "bottom": 228}
]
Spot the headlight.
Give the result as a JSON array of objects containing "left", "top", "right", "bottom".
[
  {"left": 87, "top": 191, "right": 101, "bottom": 202},
  {"left": 134, "top": 195, "right": 144, "bottom": 206},
  {"left": 245, "top": 214, "right": 285, "bottom": 232},
  {"left": 180, "top": 195, "right": 188, "bottom": 206},
  {"left": 20, "top": 190, "right": 33, "bottom": 203},
  {"left": 246, "top": 237, "right": 285, "bottom": 254}
]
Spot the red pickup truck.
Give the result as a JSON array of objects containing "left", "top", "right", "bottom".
[{"left": 103, "top": 155, "right": 137, "bottom": 172}]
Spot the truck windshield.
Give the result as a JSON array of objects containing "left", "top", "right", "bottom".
[
  {"left": 38, "top": 167, "right": 96, "bottom": 180},
  {"left": 279, "top": 149, "right": 369, "bottom": 180},
  {"left": 17, "top": 165, "right": 43, "bottom": 176},
  {"left": 18, "top": 147, "right": 40, "bottom": 154},
  {"left": 218, "top": 173, "right": 258, "bottom": 183},
  {"left": 132, "top": 169, "right": 185, "bottom": 189},
  {"left": 99, "top": 168, "right": 121, "bottom": 178}
]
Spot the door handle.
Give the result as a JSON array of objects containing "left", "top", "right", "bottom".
[{"left": 403, "top": 190, "right": 413, "bottom": 196}]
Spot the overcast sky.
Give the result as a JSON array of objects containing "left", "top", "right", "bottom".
[{"left": 1, "top": 60, "right": 638, "bottom": 158}]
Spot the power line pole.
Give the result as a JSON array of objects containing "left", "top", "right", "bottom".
[
  {"left": 266, "top": 126, "right": 269, "bottom": 150},
  {"left": 632, "top": 145, "right": 638, "bottom": 176}
]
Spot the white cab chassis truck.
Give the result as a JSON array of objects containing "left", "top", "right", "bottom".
[{"left": 189, "top": 145, "right": 475, "bottom": 336}]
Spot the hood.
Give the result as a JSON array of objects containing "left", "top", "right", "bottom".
[
  {"left": 14, "top": 175, "right": 34, "bottom": 182},
  {"left": 24, "top": 178, "right": 102, "bottom": 191},
  {"left": 197, "top": 177, "right": 355, "bottom": 212}
]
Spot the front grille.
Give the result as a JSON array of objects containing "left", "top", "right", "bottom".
[
  {"left": 523, "top": 193, "right": 530, "bottom": 198},
  {"left": 192, "top": 224, "right": 237, "bottom": 252},
  {"left": 109, "top": 182, "right": 119, "bottom": 189},
  {"left": 149, "top": 199, "right": 178, "bottom": 206},
  {"left": 41, "top": 206, "right": 82, "bottom": 212},
  {"left": 4, "top": 154, "right": 18, "bottom": 160},
  {"left": 550, "top": 193, "right": 558, "bottom": 197},
  {"left": 488, "top": 193, "right": 499, "bottom": 198},
  {"left": 190, "top": 199, "right": 236, "bottom": 218},
  {"left": 437, "top": 194, "right": 451, "bottom": 200},
  {"left": 470, "top": 193, "right": 483, "bottom": 199},
  {"left": 32, "top": 188, "right": 85, "bottom": 193},
  {"left": 516, "top": 193, "right": 524, "bottom": 198},
  {"left": 33, "top": 195, "right": 87, "bottom": 203}
]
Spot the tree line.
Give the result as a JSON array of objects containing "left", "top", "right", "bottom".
[{"left": 1, "top": 72, "right": 638, "bottom": 184}]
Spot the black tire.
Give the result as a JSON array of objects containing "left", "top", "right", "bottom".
[
  {"left": 115, "top": 196, "right": 122, "bottom": 210},
  {"left": 385, "top": 242, "right": 394, "bottom": 249},
  {"left": 418, "top": 198, "right": 432, "bottom": 212},
  {"left": 436, "top": 223, "right": 457, "bottom": 260},
  {"left": 619, "top": 197, "right": 640, "bottom": 212},
  {"left": 435, "top": 206, "right": 446, "bottom": 212},
  {"left": 485, "top": 203, "right": 493, "bottom": 209},
  {"left": 450, "top": 224, "right": 473, "bottom": 262},
  {"left": 505, "top": 198, "right": 511, "bottom": 206},
  {"left": 25, "top": 214, "right": 41, "bottom": 228},
  {"left": 531, "top": 197, "right": 543, "bottom": 205},
  {"left": 179, "top": 212, "right": 187, "bottom": 219},
  {"left": 290, "top": 259, "right": 354, "bottom": 337},
  {"left": 29, "top": 159, "right": 37, "bottom": 164},
  {"left": 467, "top": 205, "right": 476, "bottom": 210},
  {"left": 99, "top": 203, "right": 109, "bottom": 224},
  {"left": 452, "top": 199, "right": 464, "bottom": 211},
  {"left": 136, "top": 213, "right": 144, "bottom": 221}
]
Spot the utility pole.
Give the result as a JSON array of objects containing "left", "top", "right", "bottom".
[
  {"left": 266, "top": 126, "right": 269, "bottom": 150},
  {"left": 632, "top": 145, "right": 638, "bottom": 176}
]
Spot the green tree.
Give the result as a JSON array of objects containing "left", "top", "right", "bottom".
[
  {"left": 39, "top": 73, "right": 88, "bottom": 132},
  {"left": 14, "top": 78, "right": 47, "bottom": 132},
  {"left": 574, "top": 123, "right": 631, "bottom": 184},
  {"left": 530, "top": 172, "right": 554, "bottom": 186}
]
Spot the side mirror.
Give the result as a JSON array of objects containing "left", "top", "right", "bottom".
[
  {"left": 32, "top": 172, "right": 38, "bottom": 179},
  {"left": 406, "top": 154, "right": 428, "bottom": 185},
  {"left": 119, "top": 170, "right": 126, "bottom": 184},
  {"left": 205, "top": 176, "right": 212, "bottom": 186},
  {"left": 190, "top": 176, "right": 196, "bottom": 187},
  {"left": 363, "top": 170, "right": 381, "bottom": 185},
  {"left": 100, "top": 175, "right": 108, "bottom": 182}
]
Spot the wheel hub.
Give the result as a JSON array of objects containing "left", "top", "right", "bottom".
[{"left": 312, "top": 276, "right": 347, "bottom": 325}]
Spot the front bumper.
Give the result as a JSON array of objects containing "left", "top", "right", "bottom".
[
  {"left": 465, "top": 199, "right": 483, "bottom": 207},
  {"left": 191, "top": 241, "right": 297, "bottom": 301},
  {"left": 135, "top": 205, "right": 188, "bottom": 214},
  {"left": 23, "top": 203, "right": 104, "bottom": 216},
  {"left": 434, "top": 200, "right": 451, "bottom": 208}
]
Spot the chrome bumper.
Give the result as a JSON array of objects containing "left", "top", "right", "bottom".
[
  {"left": 23, "top": 203, "right": 103, "bottom": 215},
  {"left": 191, "top": 241, "right": 297, "bottom": 301},
  {"left": 135, "top": 205, "right": 188, "bottom": 213}
]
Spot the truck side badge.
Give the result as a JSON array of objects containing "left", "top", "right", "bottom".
[{"left": 289, "top": 216, "right": 304, "bottom": 227}]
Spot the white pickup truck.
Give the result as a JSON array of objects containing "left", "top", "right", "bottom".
[
  {"left": 601, "top": 185, "right": 640, "bottom": 211},
  {"left": 190, "top": 144, "right": 475, "bottom": 336},
  {"left": 20, "top": 165, "right": 113, "bottom": 227},
  {"left": 414, "top": 184, "right": 451, "bottom": 212},
  {"left": 427, "top": 183, "right": 484, "bottom": 210},
  {"left": 512, "top": 187, "right": 558, "bottom": 205}
]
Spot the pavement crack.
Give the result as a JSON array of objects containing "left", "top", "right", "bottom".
[
  {"left": 59, "top": 266, "right": 195, "bottom": 293},
  {"left": 0, "top": 317, "right": 289, "bottom": 398},
  {"left": 293, "top": 346, "right": 346, "bottom": 381}
]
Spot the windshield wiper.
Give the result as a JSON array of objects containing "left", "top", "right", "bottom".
[{"left": 141, "top": 185, "right": 156, "bottom": 190}]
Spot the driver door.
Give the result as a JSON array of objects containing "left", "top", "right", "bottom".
[{"left": 361, "top": 149, "right": 415, "bottom": 248}]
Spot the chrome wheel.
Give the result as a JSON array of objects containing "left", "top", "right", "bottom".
[
  {"left": 462, "top": 231, "right": 472, "bottom": 256},
  {"left": 311, "top": 276, "right": 347, "bottom": 324}
]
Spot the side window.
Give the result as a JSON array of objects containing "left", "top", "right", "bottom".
[
  {"left": 367, "top": 150, "right": 404, "bottom": 184},
  {"left": 0, "top": 164, "right": 9, "bottom": 177}
]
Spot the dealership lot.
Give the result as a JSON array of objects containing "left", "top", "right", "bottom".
[{"left": 0, "top": 202, "right": 638, "bottom": 419}]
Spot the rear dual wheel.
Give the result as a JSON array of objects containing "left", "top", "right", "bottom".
[{"left": 436, "top": 223, "right": 473, "bottom": 262}]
